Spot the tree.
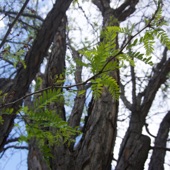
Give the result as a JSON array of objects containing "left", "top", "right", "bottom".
[{"left": 0, "top": 0, "right": 170, "bottom": 170}]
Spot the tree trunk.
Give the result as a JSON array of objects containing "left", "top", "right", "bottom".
[
  {"left": 27, "top": 14, "right": 69, "bottom": 170},
  {"left": 28, "top": 0, "right": 144, "bottom": 169},
  {"left": 116, "top": 48, "right": 170, "bottom": 169},
  {"left": 75, "top": 88, "right": 118, "bottom": 170},
  {"left": 0, "top": 0, "right": 73, "bottom": 152},
  {"left": 116, "top": 132, "right": 150, "bottom": 170},
  {"left": 149, "top": 111, "right": 170, "bottom": 170}
]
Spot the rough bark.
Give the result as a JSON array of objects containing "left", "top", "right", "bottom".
[
  {"left": 81, "top": 1, "right": 140, "bottom": 169},
  {"left": 116, "top": 132, "right": 150, "bottom": 170},
  {"left": 75, "top": 87, "right": 118, "bottom": 170},
  {"left": 149, "top": 111, "right": 170, "bottom": 170},
  {"left": 2, "top": 1, "right": 169, "bottom": 170},
  {"left": 28, "top": 139, "right": 50, "bottom": 170},
  {"left": 68, "top": 49, "right": 86, "bottom": 129},
  {"left": 29, "top": 0, "right": 141, "bottom": 169},
  {"left": 0, "top": 0, "right": 73, "bottom": 152},
  {"left": 73, "top": 1, "right": 118, "bottom": 169},
  {"left": 28, "top": 15, "right": 68, "bottom": 170},
  {"left": 116, "top": 48, "right": 170, "bottom": 169}
]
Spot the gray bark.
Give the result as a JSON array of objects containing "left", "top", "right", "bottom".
[
  {"left": 149, "top": 111, "right": 170, "bottom": 170},
  {"left": 116, "top": 47, "right": 170, "bottom": 169},
  {"left": 28, "top": 15, "right": 68, "bottom": 170},
  {"left": 0, "top": 0, "right": 73, "bottom": 152},
  {"left": 117, "top": 133, "right": 150, "bottom": 170}
]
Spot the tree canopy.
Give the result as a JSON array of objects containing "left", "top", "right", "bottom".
[{"left": 0, "top": 0, "right": 170, "bottom": 169}]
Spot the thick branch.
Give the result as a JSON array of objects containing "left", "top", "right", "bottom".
[
  {"left": 27, "top": 15, "right": 67, "bottom": 170},
  {"left": 0, "top": 0, "right": 73, "bottom": 152},
  {"left": 141, "top": 49, "right": 170, "bottom": 117},
  {"left": 149, "top": 111, "right": 170, "bottom": 170},
  {"left": 114, "top": 0, "right": 139, "bottom": 21},
  {"left": 0, "top": 145, "right": 28, "bottom": 158},
  {"left": 92, "top": 0, "right": 110, "bottom": 15},
  {"left": 120, "top": 82, "right": 132, "bottom": 110},
  {"left": 68, "top": 47, "right": 86, "bottom": 130}
]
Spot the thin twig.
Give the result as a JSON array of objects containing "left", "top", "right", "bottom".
[
  {"left": 0, "top": 9, "right": 44, "bottom": 21},
  {"left": 0, "top": 0, "right": 30, "bottom": 49},
  {"left": 0, "top": 5, "right": 160, "bottom": 109}
]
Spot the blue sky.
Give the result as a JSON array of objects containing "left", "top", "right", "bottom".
[{"left": 0, "top": 149, "right": 27, "bottom": 170}]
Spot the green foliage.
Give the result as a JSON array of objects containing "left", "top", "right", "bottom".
[
  {"left": 0, "top": 107, "right": 14, "bottom": 124},
  {"left": 91, "top": 74, "right": 120, "bottom": 99},
  {"left": 33, "top": 89, "right": 63, "bottom": 109},
  {"left": 153, "top": 28, "right": 170, "bottom": 49},
  {"left": 142, "top": 8, "right": 170, "bottom": 50},
  {"left": 80, "top": 26, "right": 120, "bottom": 74},
  {"left": 20, "top": 88, "right": 79, "bottom": 150},
  {"left": 0, "top": 116, "right": 3, "bottom": 124},
  {"left": 77, "top": 13, "right": 170, "bottom": 99},
  {"left": 138, "top": 28, "right": 170, "bottom": 56},
  {"left": 128, "top": 51, "right": 153, "bottom": 65},
  {"left": 34, "top": 76, "right": 43, "bottom": 91},
  {"left": 81, "top": 44, "right": 119, "bottom": 74},
  {"left": 141, "top": 32, "right": 154, "bottom": 56},
  {"left": 118, "top": 53, "right": 135, "bottom": 66},
  {"left": 2, "top": 44, "right": 26, "bottom": 68},
  {"left": 151, "top": 8, "right": 167, "bottom": 27},
  {"left": 25, "top": 108, "right": 77, "bottom": 145}
]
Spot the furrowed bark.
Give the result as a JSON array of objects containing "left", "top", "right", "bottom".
[
  {"left": 74, "top": 1, "right": 118, "bottom": 169},
  {"left": 116, "top": 48, "right": 170, "bottom": 169},
  {"left": 149, "top": 111, "right": 170, "bottom": 170},
  {"left": 73, "top": 0, "right": 140, "bottom": 169},
  {"left": 68, "top": 48, "right": 86, "bottom": 129},
  {"left": 117, "top": 132, "right": 150, "bottom": 170},
  {"left": 0, "top": 0, "right": 73, "bottom": 152},
  {"left": 28, "top": 15, "right": 68, "bottom": 170},
  {"left": 75, "top": 87, "right": 118, "bottom": 170}
]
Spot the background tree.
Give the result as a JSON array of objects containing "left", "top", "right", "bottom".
[{"left": 0, "top": 0, "right": 170, "bottom": 170}]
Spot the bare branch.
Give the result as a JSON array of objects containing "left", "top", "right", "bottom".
[
  {"left": 0, "top": 0, "right": 30, "bottom": 49},
  {"left": 150, "top": 146, "right": 170, "bottom": 152},
  {"left": 120, "top": 82, "right": 132, "bottom": 110},
  {"left": 0, "top": 9, "right": 44, "bottom": 22},
  {"left": 5, "top": 137, "right": 20, "bottom": 145},
  {"left": 149, "top": 111, "right": 170, "bottom": 170},
  {"left": 144, "top": 123, "right": 156, "bottom": 138},
  {"left": 0, "top": 0, "right": 74, "bottom": 152},
  {"left": 0, "top": 145, "right": 28, "bottom": 158},
  {"left": 114, "top": 0, "right": 139, "bottom": 21}
]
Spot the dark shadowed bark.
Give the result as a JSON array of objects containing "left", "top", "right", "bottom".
[
  {"left": 116, "top": 130, "right": 150, "bottom": 170},
  {"left": 27, "top": 0, "right": 142, "bottom": 169},
  {"left": 0, "top": 0, "right": 73, "bottom": 152},
  {"left": 1, "top": 0, "right": 170, "bottom": 169},
  {"left": 68, "top": 48, "right": 86, "bottom": 130},
  {"left": 28, "top": 15, "right": 68, "bottom": 170},
  {"left": 75, "top": 87, "right": 118, "bottom": 170},
  {"left": 116, "top": 48, "right": 170, "bottom": 169},
  {"left": 149, "top": 111, "right": 170, "bottom": 170}
]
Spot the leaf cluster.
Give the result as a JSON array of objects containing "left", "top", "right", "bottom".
[
  {"left": 77, "top": 15, "right": 170, "bottom": 99},
  {"left": 91, "top": 74, "right": 120, "bottom": 99},
  {"left": 20, "top": 89, "right": 79, "bottom": 148}
]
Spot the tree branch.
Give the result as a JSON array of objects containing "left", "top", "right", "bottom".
[
  {"left": 0, "top": 9, "right": 44, "bottom": 22},
  {"left": 0, "top": 145, "right": 28, "bottom": 158},
  {"left": 120, "top": 82, "right": 132, "bottom": 110},
  {"left": 149, "top": 111, "right": 170, "bottom": 170},
  {"left": 0, "top": 0, "right": 30, "bottom": 49},
  {"left": 150, "top": 146, "right": 170, "bottom": 152},
  {"left": 141, "top": 49, "right": 170, "bottom": 116},
  {"left": 0, "top": 0, "right": 74, "bottom": 152}
]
